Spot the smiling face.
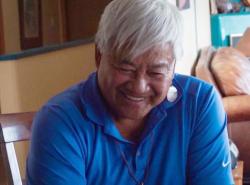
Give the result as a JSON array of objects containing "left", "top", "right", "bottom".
[{"left": 96, "top": 44, "right": 175, "bottom": 121}]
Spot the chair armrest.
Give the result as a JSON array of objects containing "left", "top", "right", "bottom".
[
  {"left": 223, "top": 95, "right": 250, "bottom": 122},
  {"left": 228, "top": 121, "right": 250, "bottom": 182},
  {"left": 194, "top": 47, "right": 219, "bottom": 86}
]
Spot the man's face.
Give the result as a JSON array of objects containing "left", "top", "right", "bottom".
[{"left": 96, "top": 44, "right": 175, "bottom": 121}]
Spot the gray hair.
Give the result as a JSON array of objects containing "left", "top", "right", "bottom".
[{"left": 95, "top": 0, "right": 183, "bottom": 60}]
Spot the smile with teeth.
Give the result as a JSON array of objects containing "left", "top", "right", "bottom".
[{"left": 123, "top": 93, "right": 145, "bottom": 102}]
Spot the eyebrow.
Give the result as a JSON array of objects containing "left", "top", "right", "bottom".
[
  {"left": 119, "top": 59, "right": 133, "bottom": 65},
  {"left": 149, "top": 63, "right": 170, "bottom": 69},
  {"left": 149, "top": 59, "right": 173, "bottom": 69},
  {"left": 116, "top": 59, "right": 173, "bottom": 69}
]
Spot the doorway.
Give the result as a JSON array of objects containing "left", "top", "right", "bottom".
[{"left": 64, "top": 0, "right": 112, "bottom": 41}]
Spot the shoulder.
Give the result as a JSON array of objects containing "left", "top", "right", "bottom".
[
  {"left": 163, "top": 74, "right": 224, "bottom": 127},
  {"left": 47, "top": 82, "right": 84, "bottom": 111},
  {"left": 31, "top": 78, "right": 96, "bottom": 159},
  {"left": 44, "top": 72, "right": 98, "bottom": 115},
  {"left": 172, "top": 74, "right": 220, "bottom": 108},
  {"left": 173, "top": 73, "right": 215, "bottom": 97},
  {"left": 33, "top": 73, "right": 97, "bottom": 134},
  {"left": 33, "top": 81, "right": 88, "bottom": 133},
  {"left": 172, "top": 74, "right": 226, "bottom": 134}
]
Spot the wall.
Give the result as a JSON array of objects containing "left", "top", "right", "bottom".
[
  {"left": 175, "top": 0, "right": 211, "bottom": 75},
  {"left": 1, "top": 0, "right": 21, "bottom": 54},
  {"left": 0, "top": 0, "right": 211, "bottom": 74},
  {"left": 0, "top": 43, "right": 95, "bottom": 178},
  {"left": 195, "top": 0, "right": 211, "bottom": 49},
  {"left": 0, "top": 44, "right": 95, "bottom": 113},
  {"left": 176, "top": 0, "right": 197, "bottom": 74},
  {"left": 0, "top": 0, "right": 212, "bottom": 110}
]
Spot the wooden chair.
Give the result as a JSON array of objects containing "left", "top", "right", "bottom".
[{"left": 0, "top": 112, "right": 35, "bottom": 185}]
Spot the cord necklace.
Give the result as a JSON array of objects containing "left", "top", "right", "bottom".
[{"left": 115, "top": 132, "right": 154, "bottom": 185}]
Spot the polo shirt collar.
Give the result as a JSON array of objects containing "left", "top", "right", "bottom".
[
  {"left": 81, "top": 73, "right": 128, "bottom": 142},
  {"left": 160, "top": 74, "right": 183, "bottom": 110},
  {"left": 139, "top": 74, "right": 183, "bottom": 138}
]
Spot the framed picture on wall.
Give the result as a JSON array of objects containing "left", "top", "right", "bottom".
[
  {"left": 176, "top": 0, "right": 190, "bottom": 10},
  {"left": 18, "top": 0, "right": 42, "bottom": 50},
  {"left": 230, "top": 34, "right": 243, "bottom": 47},
  {"left": 168, "top": 0, "right": 177, "bottom": 6}
]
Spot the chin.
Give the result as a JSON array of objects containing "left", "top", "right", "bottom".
[{"left": 116, "top": 108, "right": 149, "bottom": 120}]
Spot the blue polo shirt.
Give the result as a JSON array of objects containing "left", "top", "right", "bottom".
[{"left": 26, "top": 72, "right": 234, "bottom": 185}]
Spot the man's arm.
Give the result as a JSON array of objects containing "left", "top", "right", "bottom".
[
  {"left": 187, "top": 87, "right": 234, "bottom": 185},
  {"left": 26, "top": 105, "right": 87, "bottom": 185}
]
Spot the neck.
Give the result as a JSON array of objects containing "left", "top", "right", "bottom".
[{"left": 114, "top": 117, "right": 146, "bottom": 142}]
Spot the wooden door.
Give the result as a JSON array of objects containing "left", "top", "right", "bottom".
[{"left": 64, "top": 0, "right": 112, "bottom": 41}]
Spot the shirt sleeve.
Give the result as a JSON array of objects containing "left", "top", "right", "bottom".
[
  {"left": 187, "top": 87, "right": 234, "bottom": 185},
  {"left": 26, "top": 105, "right": 87, "bottom": 185}
]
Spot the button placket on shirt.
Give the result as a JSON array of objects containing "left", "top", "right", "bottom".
[
  {"left": 134, "top": 138, "right": 151, "bottom": 173},
  {"left": 136, "top": 150, "right": 141, "bottom": 157}
]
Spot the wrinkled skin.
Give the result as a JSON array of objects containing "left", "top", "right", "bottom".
[{"left": 96, "top": 44, "right": 175, "bottom": 124}]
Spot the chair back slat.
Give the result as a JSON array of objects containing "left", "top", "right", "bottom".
[
  {"left": 0, "top": 112, "right": 35, "bottom": 185},
  {"left": 0, "top": 112, "right": 35, "bottom": 143},
  {"left": 5, "top": 143, "right": 22, "bottom": 185}
]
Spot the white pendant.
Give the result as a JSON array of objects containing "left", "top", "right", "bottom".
[{"left": 167, "top": 86, "right": 178, "bottom": 102}]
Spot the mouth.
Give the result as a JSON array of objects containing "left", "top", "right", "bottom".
[
  {"left": 124, "top": 94, "right": 144, "bottom": 101},
  {"left": 121, "top": 91, "right": 146, "bottom": 102}
]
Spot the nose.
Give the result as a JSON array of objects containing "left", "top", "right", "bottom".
[{"left": 127, "top": 74, "right": 150, "bottom": 94}]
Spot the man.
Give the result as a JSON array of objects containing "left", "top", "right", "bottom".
[{"left": 26, "top": 0, "right": 234, "bottom": 184}]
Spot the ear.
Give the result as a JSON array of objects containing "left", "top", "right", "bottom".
[
  {"left": 95, "top": 44, "right": 102, "bottom": 68},
  {"left": 172, "top": 59, "right": 176, "bottom": 72},
  {"left": 171, "top": 59, "right": 176, "bottom": 80}
]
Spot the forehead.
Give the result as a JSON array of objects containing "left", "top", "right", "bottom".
[
  {"left": 113, "top": 44, "right": 174, "bottom": 66},
  {"left": 137, "top": 45, "right": 174, "bottom": 61}
]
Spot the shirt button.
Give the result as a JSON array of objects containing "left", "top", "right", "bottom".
[{"left": 136, "top": 151, "right": 141, "bottom": 156}]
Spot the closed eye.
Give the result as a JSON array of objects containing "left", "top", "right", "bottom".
[
  {"left": 148, "top": 71, "right": 164, "bottom": 78},
  {"left": 119, "top": 67, "right": 134, "bottom": 72},
  {"left": 112, "top": 62, "right": 136, "bottom": 73}
]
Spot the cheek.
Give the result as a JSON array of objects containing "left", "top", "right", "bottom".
[
  {"left": 153, "top": 79, "right": 172, "bottom": 98},
  {"left": 98, "top": 65, "right": 126, "bottom": 88},
  {"left": 111, "top": 71, "right": 130, "bottom": 87}
]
